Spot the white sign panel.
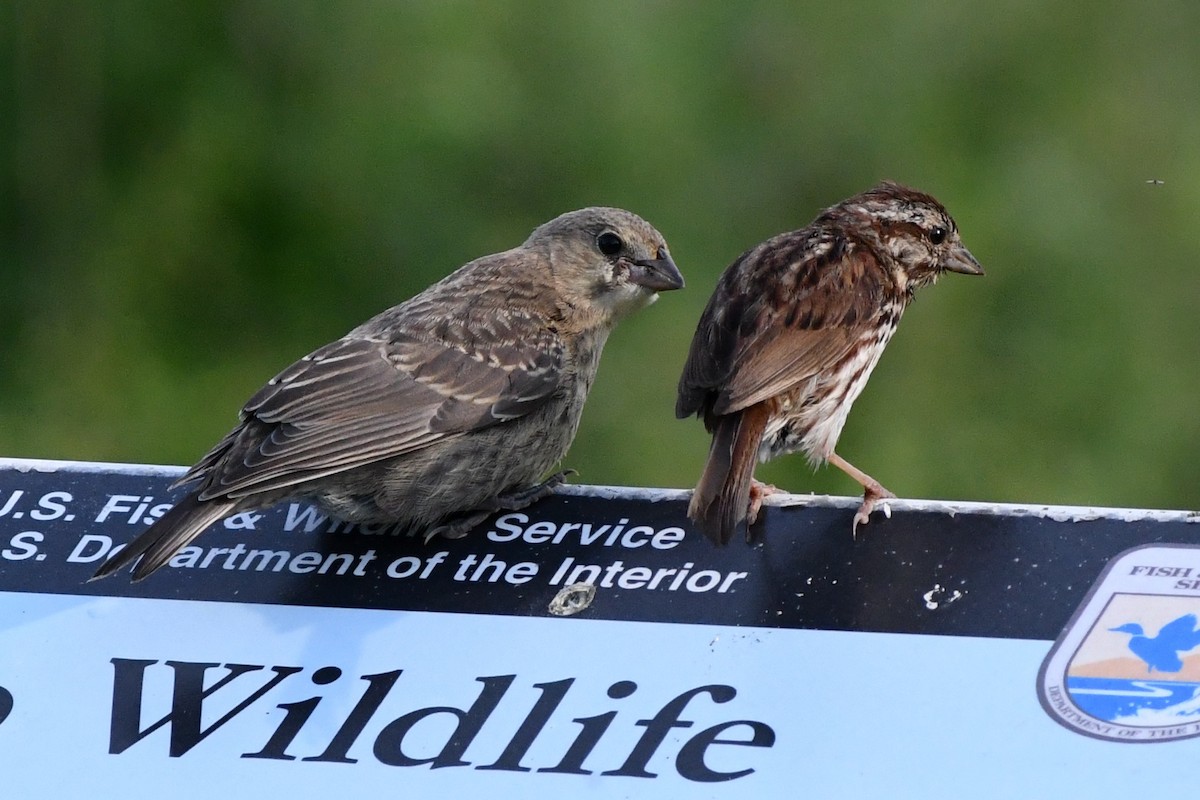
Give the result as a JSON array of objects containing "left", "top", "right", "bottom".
[{"left": 2, "top": 458, "right": 1199, "bottom": 797}]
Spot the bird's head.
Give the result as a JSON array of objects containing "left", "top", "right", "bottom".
[
  {"left": 845, "top": 181, "right": 984, "bottom": 295},
  {"left": 527, "top": 207, "right": 684, "bottom": 323}
]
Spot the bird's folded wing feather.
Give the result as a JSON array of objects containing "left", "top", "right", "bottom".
[
  {"left": 179, "top": 320, "right": 564, "bottom": 500},
  {"left": 679, "top": 240, "right": 890, "bottom": 417},
  {"left": 709, "top": 327, "right": 862, "bottom": 415}
]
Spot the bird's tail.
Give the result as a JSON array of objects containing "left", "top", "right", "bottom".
[
  {"left": 91, "top": 492, "right": 237, "bottom": 582},
  {"left": 688, "top": 404, "right": 769, "bottom": 545}
]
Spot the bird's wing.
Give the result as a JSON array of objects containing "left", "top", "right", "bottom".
[
  {"left": 710, "top": 327, "right": 865, "bottom": 414},
  {"left": 678, "top": 234, "right": 892, "bottom": 418},
  {"left": 1158, "top": 614, "right": 1200, "bottom": 646},
  {"left": 181, "top": 316, "right": 564, "bottom": 501}
]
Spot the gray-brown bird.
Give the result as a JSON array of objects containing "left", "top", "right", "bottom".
[
  {"left": 677, "top": 182, "right": 982, "bottom": 545},
  {"left": 94, "top": 207, "right": 684, "bottom": 581}
]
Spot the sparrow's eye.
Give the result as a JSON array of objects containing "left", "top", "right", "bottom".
[
  {"left": 596, "top": 231, "right": 623, "bottom": 256},
  {"left": 929, "top": 226, "right": 948, "bottom": 245}
]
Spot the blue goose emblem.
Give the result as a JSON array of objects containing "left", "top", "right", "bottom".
[
  {"left": 1108, "top": 614, "right": 1200, "bottom": 673},
  {"left": 1039, "top": 545, "right": 1200, "bottom": 742}
]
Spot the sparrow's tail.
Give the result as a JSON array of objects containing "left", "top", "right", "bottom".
[
  {"left": 688, "top": 404, "right": 769, "bottom": 545},
  {"left": 90, "top": 492, "right": 237, "bottom": 582}
]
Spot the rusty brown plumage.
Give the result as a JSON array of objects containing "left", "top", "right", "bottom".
[{"left": 678, "top": 182, "right": 983, "bottom": 544}]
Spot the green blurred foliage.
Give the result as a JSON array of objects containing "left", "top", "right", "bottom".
[{"left": 3, "top": 1, "right": 1199, "bottom": 510}]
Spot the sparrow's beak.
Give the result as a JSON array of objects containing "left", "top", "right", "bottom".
[
  {"left": 943, "top": 245, "right": 985, "bottom": 276},
  {"left": 629, "top": 248, "right": 685, "bottom": 291}
]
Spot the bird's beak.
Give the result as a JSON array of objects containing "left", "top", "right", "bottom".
[
  {"left": 943, "top": 245, "right": 985, "bottom": 276},
  {"left": 629, "top": 248, "right": 685, "bottom": 291}
]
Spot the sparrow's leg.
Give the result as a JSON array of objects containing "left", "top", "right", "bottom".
[{"left": 827, "top": 453, "right": 896, "bottom": 536}]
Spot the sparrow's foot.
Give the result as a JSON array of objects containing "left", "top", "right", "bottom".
[
  {"left": 747, "top": 479, "right": 781, "bottom": 526},
  {"left": 851, "top": 481, "right": 896, "bottom": 538}
]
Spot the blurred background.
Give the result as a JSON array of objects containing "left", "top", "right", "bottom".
[{"left": 2, "top": 1, "right": 1197, "bottom": 510}]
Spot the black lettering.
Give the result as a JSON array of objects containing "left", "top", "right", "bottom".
[
  {"left": 537, "top": 711, "right": 617, "bottom": 775},
  {"left": 0, "top": 685, "right": 12, "bottom": 726},
  {"left": 603, "top": 685, "right": 736, "bottom": 778},
  {"left": 477, "top": 678, "right": 573, "bottom": 772},
  {"left": 304, "top": 670, "right": 403, "bottom": 763},
  {"left": 244, "top": 666, "right": 342, "bottom": 761},
  {"left": 108, "top": 659, "right": 302, "bottom": 757},
  {"left": 539, "top": 680, "right": 636, "bottom": 776},
  {"left": 244, "top": 698, "right": 321, "bottom": 761},
  {"left": 676, "top": 720, "right": 776, "bottom": 782},
  {"left": 373, "top": 675, "right": 514, "bottom": 768}
]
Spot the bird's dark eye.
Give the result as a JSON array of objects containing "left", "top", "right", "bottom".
[
  {"left": 596, "top": 231, "right": 623, "bottom": 256},
  {"left": 929, "top": 226, "right": 948, "bottom": 245}
]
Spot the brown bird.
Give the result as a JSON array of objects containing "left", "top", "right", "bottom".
[
  {"left": 677, "top": 181, "right": 983, "bottom": 545},
  {"left": 94, "top": 207, "right": 683, "bottom": 581}
]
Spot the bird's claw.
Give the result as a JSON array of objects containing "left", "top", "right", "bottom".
[
  {"left": 850, "top": 484, "right": 896, "bottom": 539},
  {"left": 747, "top": 479, "right": 781, "bottom": 525}
]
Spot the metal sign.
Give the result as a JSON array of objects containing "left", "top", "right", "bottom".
[
  {"left": 2, "top": 457, "right": 1198, "bottom": 797},
  {"left": 1038, "top": 544, "right": 1200, "bottom": 742}
]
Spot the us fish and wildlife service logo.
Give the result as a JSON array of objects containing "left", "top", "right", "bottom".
[{"left": 1039, "top": 544, "right": 1200, "bottom": 742}]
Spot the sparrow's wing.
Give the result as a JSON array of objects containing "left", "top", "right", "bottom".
[
  {"left": 181, "top": 310, "right": 564, "bottom": 501},
  {"left": 709, "top": 327, "right": 865, "bottom": 415},
  {"left": 678, "top": 233, "right": 891, "bottom": 418}
]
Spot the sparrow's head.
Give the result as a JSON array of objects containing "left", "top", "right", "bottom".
[
  {"left": 528, "top": 206, "right": 684, "bottom": 322},
  {"left": 843, "top": 181, "right": 984, "bottom": 293}
]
